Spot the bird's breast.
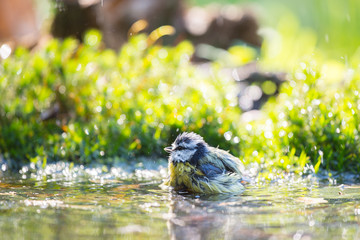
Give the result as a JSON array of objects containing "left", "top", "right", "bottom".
[{"left": 168, "top": 162, "right": 200, "bottom": 190}]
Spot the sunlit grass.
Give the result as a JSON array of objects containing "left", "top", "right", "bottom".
[
  {"left": 2, "top": 1, "right": 360, "bottom": 176},
  {"left": 0, "top": 30, "right": 242, "bottom": 166}
]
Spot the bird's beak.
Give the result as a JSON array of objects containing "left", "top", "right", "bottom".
[{"left": 164, "top": 146, "right": 173, "bottom": 153}]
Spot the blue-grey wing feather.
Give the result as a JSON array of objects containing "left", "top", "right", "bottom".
[{"left": 199, "top": 163, "right": 224, "bottom": 178}]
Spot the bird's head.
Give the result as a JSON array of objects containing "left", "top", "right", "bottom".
[{"left": 164, "top": 132, "right": 208, "bottom": 163}]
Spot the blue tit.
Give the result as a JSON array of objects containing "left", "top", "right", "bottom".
[{"left": 162, "top": 132, "right": 245, "bottom": 194}]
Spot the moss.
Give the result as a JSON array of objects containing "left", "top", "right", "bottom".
[
  {"left": 0, "top": 31, "right": 241, "bottom": 166},
  {"left": 1, "top": 29, "right": 360, "bottom": 175},
  {"left": 240, "top": 61, "right": 360, "bottom": 174}
]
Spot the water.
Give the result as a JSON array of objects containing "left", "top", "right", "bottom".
[{"left": 0, "top": 163, "right": 360, "bottom": 240}]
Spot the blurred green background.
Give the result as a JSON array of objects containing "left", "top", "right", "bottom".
[
  {"left": 192, "top": 0, "right": 360, "bottom": 57},
  {"left": 1, "top": 0, "right": 360, "bottom": 175}
]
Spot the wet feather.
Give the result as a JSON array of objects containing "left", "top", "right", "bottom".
[{"left": 162, "top": 132, "right": 245, "bottom": 194}]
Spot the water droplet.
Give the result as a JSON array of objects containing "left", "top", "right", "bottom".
[
  {"left": 148, "top": 88, "right": 154, "bottom": 94},
  {"left": 158, "top": 83, "right": 168, "bottom": 92},
  {"left": 341, "top": 120, "right": 346, "bottom": 127},
  {"left": 144, "top": 108, "right": 152, "bottom": 116},
  {"left": 117, "top": 119, "right": 124, "bottom": 125},
  {"left": 300, "top": 62, "right": 306, "bottom": 70},
  {"left": 246, "top": 85, "right": 262, "bottom": 100},
  {"left": 302, "top": 84, "right": 309, "bottom": 92},
  {"left": 355, "top": 208, "right": 360, "bottom": 215},
  {"left": 126, "top": 92, "right": 133, "bottom": 99},
  {"left": 106, "top": 102, "right": 112, "bottom": 109},
  {"left": 312, "top": 99, "right": 321, "bottom": 105},
  {"left": 59, "top": 85, "right": 66, "bottom": 94},
  {"left": 295, "top": 72, "right": 306, "bottom": 80},
  {"left": 239, "top": 96, "right": 253, "bottom": 111},
  {"left": 158, "top": 49, "right": 168, "bottom": 59},
  {"left": 1, "top": 164, "right": 7, "bottom": 171},
  {"left": 264, "top": 131, "right": 273, "bottom": 139},
  {"left": 215, "top": 106, "right": 223, "bottom": 113},
  {"left": 0, "top": 44, "right": 11, "bottom": 59},
  {"left": 95, "top": 106, "right": 102, "bottom": 113},
  {"left": 279, "top": 130, "right": 286, "bottom": 137},
  {"left": 246, "top": 124, "right": 252, "bottom": 131},
  {"left": 224, "top": 131, "right": 232, "bottom": 141},
  {"left": 85, "top": 62, "right": 96, "bottom": 75}
]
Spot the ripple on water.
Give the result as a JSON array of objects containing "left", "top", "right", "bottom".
[{"left": 0, "top": 162, "right": 359, "bottom": 239}]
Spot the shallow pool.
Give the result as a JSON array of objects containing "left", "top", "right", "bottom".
[{"left": 0, "top": 162, "right": 359, "bottom": 239}]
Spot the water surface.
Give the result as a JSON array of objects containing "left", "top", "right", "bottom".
[{"left": 0, "top": 163, "right": 359, "bottom": 239}]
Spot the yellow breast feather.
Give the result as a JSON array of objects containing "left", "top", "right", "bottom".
[{"left": 165, "top": 160, "right": 244, "bottom": 194}]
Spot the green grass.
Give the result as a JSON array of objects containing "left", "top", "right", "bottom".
[
  {"left": 0, "top": 30, "right": 242, "bottom": 167},
  {"left": 1, "top": 19, "right": 360, "bottom": 176},
  {"left": 239, "top": 60, "right": 360, "bottom": 175}
]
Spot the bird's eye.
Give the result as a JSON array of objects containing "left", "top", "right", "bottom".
[{"left": 176, "top": 146, "right": 185, "bottom": 151}]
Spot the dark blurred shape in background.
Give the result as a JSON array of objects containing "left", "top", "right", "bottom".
[
  {"left": 51, "top": 0, "right": 99, "bottom": 41},
  {"left": 233, "top": 63, "right": 285, "bottom": 112},
  {"left": 51, "top": 0, "right": 186, "bottom": 48},
  {"left": 0, "top": 0, "right": 261, "bottom": 56},
  {"left": 50, "top": 0, "right": 260, "bottom": 50},
  {"left": 96, "top": 0, "right": 185, "bottom": 49},
  {"left": 185, "top": 5, "right": 261, "bottom": 49}
]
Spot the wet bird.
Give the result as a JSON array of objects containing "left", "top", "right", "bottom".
[{"left": 163, "top": 132, "right": 245, "bottom": 194}]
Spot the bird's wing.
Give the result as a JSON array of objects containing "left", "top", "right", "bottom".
[
  {"left": 198, "top": 163, "right": 224, "bottom": 178},
  {"left": 206, "top": 147, "right": 244, "bottom": 175}
]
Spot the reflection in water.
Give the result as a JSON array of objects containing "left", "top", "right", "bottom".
[
  {"left": 166, "top": 192, "right": 278, "bottom": 240},
  {"left": 166, "top": 184, "right": 360, "bottom": 240},
  {"left": 0, "top": 165, "right": 360, "bottom": 239}
]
